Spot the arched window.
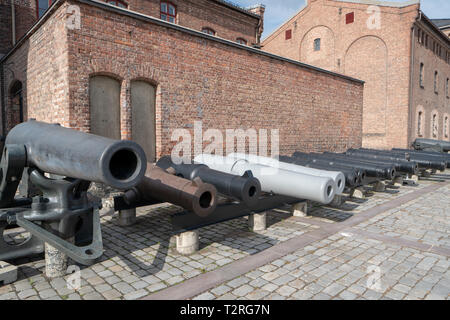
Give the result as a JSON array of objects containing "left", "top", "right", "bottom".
[
  {"left": 444, "top": 115, "right": 449, "bottom": 139},
  {"left": 36, "top": 0, "right": 52, "bottom": 19},
  {"left": 201, "top": 27, "right": 216, "bottom": 36},
  {"left": 105, "top": 0, "right": 128, "bottom": 8},
  {"left": 314, "top": 38, "right": 321, "bottom": 51},
  {"left": 419, "top": 63, "right": 424, "bottom": 87},
  {"left": 8, "top": 81, "right": 24, "bottom": 132},
  {"left": 236, "top": 38, "right": 247, "bottom": 45},
  {"left": 432, "top": 113, "right": 438, "bottom": 138},
  {"left": 417, "top": 111, "right": 423, "bottom": 136},
  {"left": 434, "top": 71, "right": 438, "bottom": 93},
  {"left": 161, "top": 2, "right": 176, "bottom": 23}
]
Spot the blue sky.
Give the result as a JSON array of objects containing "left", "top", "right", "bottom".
[{"left": 231, "top": 0, "right": 450, "bottom": 38}]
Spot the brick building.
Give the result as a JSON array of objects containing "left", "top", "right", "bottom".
[
  {"left": 0, "top": 0, "right": 364, "bottom": 162},
  {"left": 262, "top": 0, "right": 450, "bottom": 149}
]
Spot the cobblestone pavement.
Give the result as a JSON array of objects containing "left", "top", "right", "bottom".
[{"left": 1, "top": 172, "right": 449, "bottom": 300}]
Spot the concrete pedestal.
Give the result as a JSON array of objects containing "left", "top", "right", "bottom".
[
  {"left": 350, "top": 187, "right": 365, "bottom": 199},
  {"left": 0, "top": 261, "right": 18, "bottom": 285},
  {"left": 176, "top": 231, "right": 199, "bottom": 255},
  {"left": 118, "top": 208, "right": 137, "bottom": 226},
  {"left": 248, "top": 213, "right": 267, "bottom": 231},
  {"left": 291, "top": 202, "right": 308, "bottom": 217},
  {"left": 329, "top": 195, "right": 345, "bottom": 208},
  {"left": 373, "top": 181, "right": 386, "bottom": 192},
  {"left": 393, "top": 176, "right": 403, "bottom": 187},
  {"left": 45, "top": 240, "right": 72, "bottom": 278}
]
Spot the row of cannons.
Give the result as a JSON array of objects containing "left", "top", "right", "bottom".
[{"left": 0, "top": 120, "right": 449, "bottom": 281}]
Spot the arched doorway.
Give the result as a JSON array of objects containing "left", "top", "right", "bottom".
[
  {"left": 131, "top": 80, "right": 156, "bottom": 162},
  {"left": 89, "top": 75, "right": 121, "bottom": 139}
]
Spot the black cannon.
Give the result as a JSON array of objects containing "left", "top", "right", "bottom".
[
  {"left": 292, "top": 152, "right": 395, "bottom": 180},
  {"left": 0, "top": 120, "right": 147, "bottom": 264},
  {"left": 156, "top": 156, "right": 261, "bottom": 207},
  {"left": 279, "top": 156, "right": 362, "bottom": 187},
  {"left": 412, "top": 138, "right": 450, "bottom": 153},
  {"left": 346, "top": 148, "right": 446, "bottom": 171},
  {"left": 392, "top": 148, "right": 450, "bottom": 168}
]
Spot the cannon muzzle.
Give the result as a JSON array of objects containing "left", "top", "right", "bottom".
[
  {"left": 5, "top": 120, "right": 146, "bottom": 190},
  {"left": 124, "top": 164, "right": 218, "bottom": 217}
]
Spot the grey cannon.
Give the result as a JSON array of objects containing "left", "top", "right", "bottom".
[
  {"left": 413, "top": 138, "right": 450, "bottom": 153},
  {"left": 156, "top": 156, "right": 261, "bottom": 207},
  {"left": 278, "top": 155, "right": 362, "bottom": 188},
  {"left": 346, "top": 148, "right": 446, "bottom": 171},
  {"left": 194, "top": 154, "right": 336, "bottom": 205},
  {"left": 292, "top": 152, "right": 396, "bottom": 180},
  {"left": 228, "top": 153, "right": 345, "bottom": 195},
  {"left": 122, "top": 164, "right": 218, "bottom": 217},
  {"left": 0, "top": 120, "right": 147, "bottom": 264}
]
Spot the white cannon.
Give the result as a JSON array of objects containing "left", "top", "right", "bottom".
[
  {"left": 194, "top": 154, "right": 336, "bottom": 204},
  {"left": 229, "top": 153, "right": 346, "bottom": 194}
]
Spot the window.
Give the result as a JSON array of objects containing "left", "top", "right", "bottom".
[
  {"left": 444, "top": 116, "right": 449, "bottom": 138},
  {"left": 161, "top": 2, "right": 176, "bottom": 23},
  {"left": 285, "top": 29, "right": 292, "bottom": 40},
  {"left": 202, "top": 27, "right": 216, "bottom": 36},
  {"left": 346, "top": 12, "right": 354, "bottom": 24},
  {"left": 432, "top": 113, "right": 438, "bottom": 138},
  {"left": 446, "top": 78, "right": 449, "bottom": 98},
  {"left": 434, "top": 71, "right": 438, "bottom": 93},
  {"left": 417, "top": 111, "right": 423, "bottom": 136},
  {"left": 314, "top": 38, "right": 321, "bottom": 51},
  {"left": 8, "top": 81, "right": 24, "bottom": 131},
  {"left": 419, "top": 63, "right": 424, "bottom": 88},
  {"left": 106, "top": 0, "right": 128, "bottom": 8},
  {"left": 236, "top": 38, "right": 247, "bottom": 45},
  {"left": 36, "top": 0, "right": 51, "bottom": 18}
]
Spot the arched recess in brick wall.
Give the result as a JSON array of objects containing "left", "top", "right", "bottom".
[
  {"left": 89, "top": 75, "right": 121, "bottom": 140},
  {"left": 131, "top": 80, "right": 157, "bottom": 162},
  {"left": 415, "top": 105, "right": 425, "bottom": 138},
  {"left": 443, "top": 113, "right": 449, "bottom": 140},
  {"left": 299, "top": 25, "right": 335, "bottom": 71},
  {"left": 344, "top": 36, "right": 387, "bottom": 146},
  {"left": 7, "top": 80, "right": 24, "bottom": 132},
  {"left": 430, "top": 110, "right": 439, "bottom": 139}
]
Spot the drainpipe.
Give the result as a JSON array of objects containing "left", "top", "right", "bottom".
[
  {"left": 407, "top": 12, "right": 420, "bottom": 148},
  {"left": 1, "top": 62, "right": 6, "bottom": 136},
  {"left": 11, "top": 0, "right": 16, "bottom": 45}
]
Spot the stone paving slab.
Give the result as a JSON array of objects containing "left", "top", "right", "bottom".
[{"left": 0, "top": 172, "right": 448, "bottom": 300}]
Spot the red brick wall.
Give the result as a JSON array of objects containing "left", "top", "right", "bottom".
[
  {"left": 0, "top": 0, "right": 12, "bottom": 56},
  {"left": 1, "top": 3, "right": 70, "bottom": 134},
  {"left": 3, "top": 0, "right": 364, "bottom": 158},
  {"left": 14, "top": 0, "right": 38, "bottom": 42},
  {"left": 262, "top": 0, "right": 423, "bottom": 149},
  {"left": 411, "top": 22, "right": 450, "bottom": 142},
  {"left": 128, "top": 0, "right": 261, "bottom": 45}
]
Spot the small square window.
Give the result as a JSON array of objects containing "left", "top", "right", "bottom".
[
  {"left": 346, "top": 12, "right": 354, "bottom": 24},
  {"left": 285, "top": 29, "right": 292, "bottom": 40}
]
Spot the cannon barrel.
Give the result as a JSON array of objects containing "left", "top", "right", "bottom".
[
  {"left": 318, "top": 152, "right": 397, "bottom": 179},
  {"left": 124, "top": 164, "right": 217, "bottom": 217},
  {"left": 413, "top": 138, "right": 450, "bottom": 153},
  {"left": 5, "top": 120, "right": 146, "bottom": 190},
  {"left": 292, "top": 152, "right": 394, "bottom": 180},
  {"left": 228, "top": 153, "right": 346, "bottom": 194},
  {"left": 352, "top": 148, "right": 446, "bottom": 171},
  {"left": 156, "top": 156, "right": 261, "bottom": 207},
  {"left": 279, "top": 156, "right": 362, "bottom": 187},
  {"left": 194, "top": 154, "right": 336, "bottom": 205},
  {"left": 340, "top": 152, "right": 418, "bottom": 175},
  {"left": 392, "top": 148, "right": 450, "bottom": 168}
]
